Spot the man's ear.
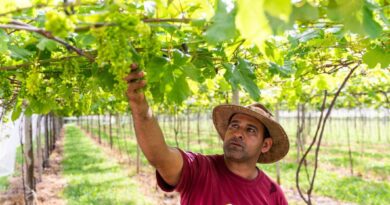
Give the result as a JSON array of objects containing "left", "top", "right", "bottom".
[{"left": 261, "top": 138, "right": 273, "bottom": 153}]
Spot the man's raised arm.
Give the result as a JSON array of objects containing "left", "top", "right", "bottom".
[{"left": 125, "top": 64, "right": 183, "bottom": 186}]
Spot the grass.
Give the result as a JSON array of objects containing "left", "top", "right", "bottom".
[
  {"left": 79, "top": 116, "right": 390, "bottom": 205},
  {"left": 260, "top": 160, "right": 390, "bottom": 205},
  {"left": 62, "top": 125, "right": 152, "bottom": 205},
  {"left": 0, "top": 176, "right": 9, "bottom": 191}
]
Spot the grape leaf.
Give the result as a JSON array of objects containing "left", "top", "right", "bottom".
[
  {"left": 223, "top": 58, "right": 260, "bottom": 100},
  {"left": 236, "top": 0, "right": 272, "bottom": 48},
  {"left": 205, "top": 0, "right": 238, "bottom": 44},
  {"left": 363, "top": 47, "right": 390, "bottom": 68},
  {"left": 264, "top": 0, "right": 291, "bottom": 22}
]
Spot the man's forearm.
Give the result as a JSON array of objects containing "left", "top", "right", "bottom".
[
  {"left": 131, "top": 105, "right": 170, "bottom": 167},
  {"left": 126, "top": 66, "right": 183, "bottom": 185}
]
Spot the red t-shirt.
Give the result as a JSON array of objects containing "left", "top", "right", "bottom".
[{"left": 156, "top": 150, "right": 288, "bottom": 205}]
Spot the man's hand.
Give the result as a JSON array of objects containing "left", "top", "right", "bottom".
[{"left": 125, "top": 63, "right": 148, "bottom": 115}]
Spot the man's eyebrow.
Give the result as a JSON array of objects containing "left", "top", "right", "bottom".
[
  {"left": 229, "top": 120, "right": 259, "bottom": 130},
  {"left": 229, "top": 119, "right": 239, "bottom": 124},
  {"left": 247, "top": 124, "right": 259, "bottom": 131}
]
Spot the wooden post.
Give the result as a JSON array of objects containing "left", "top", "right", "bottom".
[
  {"left": 98, "top": 114, "right": 102, "bottom": 143},
  {"left": 109, "top": 113, "right": 113, "bottom": 149},
  {"left": 36, "top": 116, "right": 43, "bottom": 182},
  {"left": 136, "top": 144, "right": 140, "bottom": 174},
  {"left": 187, "top": 107, "right": 191, "bottom": 150},
  {"left": 197, "top": 110, "right": 202, "bottom": 152},
  {"left": 24, "top": 115, "right": 35, "bottom": 205},
  {"left": 51, "top": 114, "right": 55, "bottom": 151},
  {"left": 274, "top": 104, "right": 281, "bottom": 185},
  {"left": 232, "top": 89, "right": 239, "bottom": 105},
  {"left": 346, "top": 116, "right": 354, "bottom": 176},
  {"left": 43, "top": 115, "right": 50, "bottom": 168}
]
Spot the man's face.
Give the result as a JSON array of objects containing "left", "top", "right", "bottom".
[{"left": 223, "top": 113, "right": 272, "bottom": 163}]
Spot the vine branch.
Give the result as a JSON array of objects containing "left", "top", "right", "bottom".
[
  {"left": 296, "top": 63, "right": 360, "bottom": 204},
  {"left": 0, "top": 55, "right": 86, "bottom": 71},
  {"left": 1, "top": 20, "right": 95, "bottom": 61}
]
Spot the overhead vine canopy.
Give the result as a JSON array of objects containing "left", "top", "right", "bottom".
[{"left": 0, "top": 0, "right": 389, "bottom": 120}]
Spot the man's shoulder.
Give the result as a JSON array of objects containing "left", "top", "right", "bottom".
[
  {"left": 179, "top": 150, "right": 223, "bottom": 168},
  {"left": 181, "top": 149, "right": 223, "bottom": 160},
  {"left": 258, "top": 170, "right": 286, "bottom": 196}
]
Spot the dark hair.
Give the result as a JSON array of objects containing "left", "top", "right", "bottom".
[
  {"left": 264, "top": 127, "right": 271, "bottom": 139},
  {"left": 228, "top": 114, "right": 271, "bottom": 139}
]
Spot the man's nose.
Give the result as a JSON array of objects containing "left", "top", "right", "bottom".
[{"left": 232, "top": 128, "right": 244, "bottom": 139}]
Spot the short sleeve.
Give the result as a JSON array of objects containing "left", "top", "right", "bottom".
[
  {"left": 272, "top": 185, "right": 288, "bottom": 205},
  {"left": 156, "top": 149, "right": 206, "bottom": 193}
]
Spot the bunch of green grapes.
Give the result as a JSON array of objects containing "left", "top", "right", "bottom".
[
  {"left": 26, "top": 66, "right": 43, "bottom": 96},
  {"left": 44, "top": 10, "right": 75, "bottom": 38},
  {"left": 92, "top": 16, "right": 135, "bottom": 95}
]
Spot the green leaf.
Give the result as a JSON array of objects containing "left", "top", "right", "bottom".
[
  {"left": 265, "top": 13, "right": 293, "bottom": 35},
  {"left": 172, "top": 49, "right": 190, "bottom": 66},
  {"left": 30, "top": 98, "right": 55, "bottom": 114},
  {"left": 205, "top": 0, "right": 238, "bottom": 44},
  {"left": 264, "top": 41, "right": 283, "bottom": 65},
  {"left": 223, "top": 62, "right": 238, "bottom": 90},
  {"left": 223, "top": 59, "right": 260, "bottom": 100},
  {"left": 316, "top": 75, "right": 329, "bottom": 90},
  {"left": 9, "top": 45, "right": 33, "bottom": 60},
  {"left": 298, "top": 29, "right": 323, "bottom": 42},
  {"left": 168, "top": 74, "right": 191, "bottom": 104},
  {"left": 269, "top": 61, "right": 294, "bottom": 77},
  {"left": 0, "top": 30, "right": 9, "bottom": 53},
  {"left": 291, "top": 2, "right": 319, "bottom": 23},
  {"left": 264, "top": 0, "right": 292, "bottom": 22},
  {"left": 85, "top": 35, "right": 97, "bottom": 46},
  {"left": 363, "top": 47, "right": 390, "bottom": 68},
  {"left": 93, "top": 65, "right": 117, "bottom": 90},
  {"left": 37, "top": 38, "right": 57, "bottom": 51},
  {"left": 362, "top": 4, "right": 382, "bottom": 38},
  {"left": 146, "top": 56, "right": 169, "bottom": 83},
  {"left": 327, "top": 0, "right": 381, "bottom": 37},
  {"left": 236, "top": 0, "right": 272, "bottom": 48},
  {"left": 11, "top": 100, "right": 22, "bottom": 121},
  {"left": 181, "top": 63, "right": 202, "bottom": 82}
]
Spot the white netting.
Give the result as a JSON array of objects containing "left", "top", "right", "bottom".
[
  {"left": 0, "top": 117, "right": 21, "bottom": 177},
  {"left": 0, "top": 112, "right": 41, "bottom": 177}
]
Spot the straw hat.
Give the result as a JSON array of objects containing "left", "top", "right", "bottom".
[{"left": 212, "top": 103, "right": 289, "bottom": 164}]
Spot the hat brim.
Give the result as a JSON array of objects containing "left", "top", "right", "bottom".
[{"left": 212, "top": 104, "right": 289, "bottom": 164}]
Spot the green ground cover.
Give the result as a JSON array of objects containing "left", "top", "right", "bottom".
[
  {"left": 62, "top": 125, "right": 151, "bottom": 205},
  {"left": 80, "top": 116, "right": 390, "bottom": 205},
  {"left": 0, "top": 176, "right": 9, "bottom": 191}
]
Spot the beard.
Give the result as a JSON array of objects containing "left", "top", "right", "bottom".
[{"left": 223, "top": 138, "right": 249, "bottom": 162}]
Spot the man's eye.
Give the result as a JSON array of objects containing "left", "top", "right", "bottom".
[{"left": 247, "top": 128, "right": 256, "bottom": 133}]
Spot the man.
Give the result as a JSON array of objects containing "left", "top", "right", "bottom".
[{"left": 125, "top": 64, "right": 289, "bottom": 204}]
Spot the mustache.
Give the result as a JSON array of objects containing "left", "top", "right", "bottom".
[{"left": 227, "top": 137, "right": 244, "bottom": 147}]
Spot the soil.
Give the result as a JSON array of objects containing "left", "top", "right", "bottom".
[
  {"left": 0, "top": 127, "right": 359, "bottom": 205},
  {"left": 0, "top": 131, "right": 66, "bottom": 205}
]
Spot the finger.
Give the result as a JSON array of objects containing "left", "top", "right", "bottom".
[
  {"left": 124, "top": 71, "right": 144, "bottom": 82},
  {"left": 127, "top": 80, "right": 146, "bottom": 91},
  {"left": 127, "top": 91, "right": 145, "bottom": 102},
  {"left": 130, "top": 63, "right": 138, "bottom": 71}
]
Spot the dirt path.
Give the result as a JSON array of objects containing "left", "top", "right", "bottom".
[
  {"left": 283, "top": 188, "right": 357, "bottom": 205},
  {"left": 0, "top": 131, "right": 67, "bottom": 205}
]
